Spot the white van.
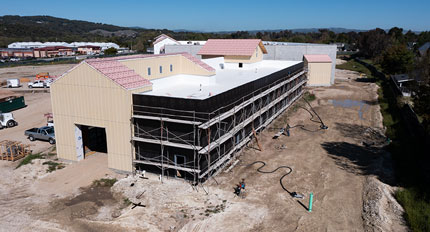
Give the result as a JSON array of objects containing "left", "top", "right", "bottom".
[{"left": 7, "top": 78, "right": 20, "bottom": 88}]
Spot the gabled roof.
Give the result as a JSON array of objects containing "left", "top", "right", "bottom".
[
  {"left": 303, "top": 54, "right": 332, "bottom": 63},
  {"left": 197, "top": 39, "right": 267, "bottom": 56},
  {"left": 70, "top": 53, "right": 214, "bottom": 90},
  {"left": 418, "top": 42, "right": 430, "bottom": 56},
  {"left": 153, "top": 34, "right": 179, "bottom": 45},
  {"left": 86, "top": 58, "right": 152, "bottom": 90},
  {"left": 392, "top": 74, "right": 413, "bottom": 83}
]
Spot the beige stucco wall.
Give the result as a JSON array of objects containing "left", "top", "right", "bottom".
[
  {"left": 121, "top": 55, "right": 182, "bottom": 80},
  {"left": 51, "top": 62, "right": 151, "bottom": 172},
  {"left": 179, "top": 55, "right": 215, "bottom": 76},
  {"left": 121, "top": 55, "right": 214, "bottom": 80},
  {"left": 224, "top": 45, "right": 263, "bottom": 63},
  {"left": 51, "top": 55, "right": 215, "bottom": 172},
  {"left": 306, "top": 61, "right": 332, "bottom": 86}
]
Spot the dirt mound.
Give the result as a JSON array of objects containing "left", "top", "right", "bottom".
[{"left": 362, "top": 176, "right": 407, "bottom": 232}]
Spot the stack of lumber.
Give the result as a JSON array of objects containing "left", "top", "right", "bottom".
[{"left": 0, "top": 140, "right": 31, "bottom": 161}]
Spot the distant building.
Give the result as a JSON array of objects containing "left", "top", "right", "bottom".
[
  {"left": 152, "top": 34, "right": 180, "bottom": 54},
  {"left": 178, "top": 41, "right": 206, "bottom": 45},
  {"left": 332, "top": 43, "right": 345, "bottom": 51},
  {"left": 151, "top": 34, "right": 206, "bottom": 54},
  {"left": 391, "top": 74, "right": 414, "bottom": 97},
  {"left": 34, "top": 46, "right": 74, "bottom": 58},
  {"left": 0, "top": 48, "right": 34, "bottom": 58},
  {"left": 8, "top": 42, "right": 120, "bottom": 51},
  {"left": 198, "top": 39, "right": 267, "bottom": 65},
  {"left": 77, "top": 45, "right": 101, "bottom": 55}
]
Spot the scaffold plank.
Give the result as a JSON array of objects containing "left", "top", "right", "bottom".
[
  {"left": 133, "top": 137, "right": 201, "bottom": 150},
  {"left": 133, "top": 159, "right": 201, "bottom": 173},
  {"left": 133, "top": 115, "right": 202, "bottom": 125}
]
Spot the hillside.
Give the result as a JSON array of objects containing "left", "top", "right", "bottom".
[
  {"left": 0, "top": 15, "right": 136, "bottom": 37},
  {"left": 0, "top": 15, "right": 396, "bottom": 52},
  {"left": 0, "top": 15, "right": 150, "bottom": 47}
]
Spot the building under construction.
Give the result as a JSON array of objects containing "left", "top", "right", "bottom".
[{"left": 51, "top": 39, "right": 306, "bottom": 183}]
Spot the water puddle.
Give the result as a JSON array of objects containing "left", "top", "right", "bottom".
[{"left": 329, "top": 99, "right": 369, "bottom": 120}]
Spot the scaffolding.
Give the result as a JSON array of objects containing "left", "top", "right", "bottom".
[{"left": 132, "top": 65, "right": 307, "bottom": 184}]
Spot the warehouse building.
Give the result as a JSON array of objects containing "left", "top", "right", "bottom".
[
  {"left": 0, "top": 48, "right": 34, "bottom": 58},
  {"left": 8, "top": 42, "right": 119, "bottom": 50},
  {"left": 51, "top": 39, "right": 306, "bottom": 182},
  {"left": 151, "top": 34, "right": 207, "bottom": 54}
]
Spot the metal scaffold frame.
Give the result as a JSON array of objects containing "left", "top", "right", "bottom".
[{"left": 132, "top": 68, "right": 307, "bottom": 184}]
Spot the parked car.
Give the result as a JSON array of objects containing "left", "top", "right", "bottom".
[
  {"left": 24, "top": 126, "right": 55, "bottom": 144},
  {"left": 28, "top": 80, "right": 47, "bottom": 88},
  {"left": 44, "top": 79, "right": 54, "bottom": 88},
  {"left": 10, "top": 58, "right": 20, "bottom": 62},
  {"left": 0, "top": 113, "right": 18, "bottom": 129},
  {"left": 7, "top": 78, "right": 20, "bottom": 88}
]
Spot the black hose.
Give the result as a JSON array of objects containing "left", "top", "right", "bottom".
[
  {"left": 246, "top": 161, "right": 293, "bottom": 194},
  {"left": 303, "top": 97, "right": 328, "bottom": 129},
  {"left": 287, "top": 106, "right": 324, "bottom": 133}
]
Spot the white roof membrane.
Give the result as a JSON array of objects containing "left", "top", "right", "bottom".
[{"left": 138, "top": 59, "right": 301, "bottom": 100}]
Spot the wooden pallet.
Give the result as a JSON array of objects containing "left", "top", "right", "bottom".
[{"left": 0, "top": 140, "right": 31, "bottom": 161}]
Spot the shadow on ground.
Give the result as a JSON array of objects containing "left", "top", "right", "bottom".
[
  {"left": 334, "top": 122, "right": 386, "bottom": 144},
  {"left": 321, "top": 141, "right": 395, "bottom": 185},
  {"left": 355, "top": 77, "right": 377, "bottom": 83}
]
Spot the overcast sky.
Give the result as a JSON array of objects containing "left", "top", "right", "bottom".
[{"left": 1, "top": 0, "right": 429, "bottom": 31}]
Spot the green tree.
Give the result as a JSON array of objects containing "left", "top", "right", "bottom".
[
  {"left": 413, "top": 84, "right": 430, "bottom": 134},
  {"left": 381, "top": 44, "right": 414, "bottom": 74},
  {"left": 104, "top": 47, "right": 118, "bottom": 55},
  {"left": 358, "top": 28, "right": 390, "bottom": 60},
  {"left": 388, "top": 27, "right": 405, "bottom": 43}
]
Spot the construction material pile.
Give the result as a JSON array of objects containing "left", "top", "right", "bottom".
[{"left": 0, "top": 140, "right": 31, "bottom": 161}]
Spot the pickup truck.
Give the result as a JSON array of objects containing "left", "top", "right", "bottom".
[
  {"left": 24, "top": 126, "right": 56, "bottom": 144},
  {"left": 28, "top": 80, "right": 47, "bottom": 88},
  {"left": 0, "top": 113, "right": 18, "bottom": 129}
]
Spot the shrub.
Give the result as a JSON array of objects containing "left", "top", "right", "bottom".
[
  {"left": 16, "top": 153, "right": 44, "bottom": 169},
  {"left": 92, "top": 178, "right": 117, "bottom": 187}
]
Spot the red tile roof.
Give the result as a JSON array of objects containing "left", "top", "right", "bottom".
[
  {"left": 34, "top": 46, "right": 72, "bottom": 51},
  {"left": 84, "top": 53, "right": 214, "bottom": 90},
  {"left": 303, "top": 54, "right": 332, "bottom": 63},
  {"left": 181, "top": 53, "right": 215, "bottom": 72},
  {"left": 197, "top": 39, "right": 267, "bottom": 56},
  {"left": 86, "top": 59, "right": 152, "bottom": 90},
  {"left": 78, "top": 45, "right": 101, "bottom": 49}
]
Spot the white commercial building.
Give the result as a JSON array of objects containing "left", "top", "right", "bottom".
[{"left": 8, "top": 42, "right": 120, "bottom": 51}]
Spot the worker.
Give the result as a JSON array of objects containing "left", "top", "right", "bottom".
[
  {"left": 234, "top": 184, "right": 241, "bottom": 196},
  {"left": 286, "top": 124, "right": 290, "bottom": 137},
  {"left": 240, "top": 178, "right": 246, "bottom": 190}
]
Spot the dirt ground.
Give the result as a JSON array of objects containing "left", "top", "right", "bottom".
[
  {"left": 1, "top": 64, "right": 75, "bottom": 153},
  {"left": 0, "top": 66, "right": 407, "bottom": 231},
  {"left": 0, "top": 64, "right": 76, "bottom": 82},
  {"left": 0, "top": 92, "right": 53, "bottom": 153}
]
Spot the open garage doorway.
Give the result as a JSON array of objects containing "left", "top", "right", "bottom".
[{"left": 75, "top": 124, "right": 107, "bottom": 159}]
